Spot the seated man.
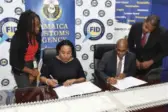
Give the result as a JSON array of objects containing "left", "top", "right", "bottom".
[
  {"left": 97, "top": 39, "right": 136, "bottom": 85},
  {"left": 40, "top": 40, "right": 86, "bottom": 87}
]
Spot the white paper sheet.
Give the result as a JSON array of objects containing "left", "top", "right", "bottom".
[
  {"left": 54, "top": 81, "right": 101, "bottom": 99},
  {"left": 112, "top": 76, "right": 147, "bottom": 90}
]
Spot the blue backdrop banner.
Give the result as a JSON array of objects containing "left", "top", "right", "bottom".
[
  {"left": 116, "top": 0, "right": 152, "bottom": 25},
  {"left": 25, "top": 0, "right": 75, "bottom": 49}
]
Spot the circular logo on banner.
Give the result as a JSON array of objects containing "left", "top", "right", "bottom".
[
  {"left": 89, "top": 63, "right": 94, "bottom": 69},
  {"left": 90, "top": 45, "right": 94, "bottom": 51},
  {"left": 83, "top": 19, "right": 105, "bottom": 41},
  {"left": 106, "top": 33, "right": 113, "bottom": 40},
  {"left": 0, "top": 58, "right": 8, "bottom": 66},
  {"left": 91, "top": 0, "right": 98, "bottom": 7},
  {"left": 83, "top": 9, "right": 90, "bottom": 17},
  {"left": 1, "top": 79, "right": 9, "bottom": 86},
  {"left": 75, "top": 45, "right": 82, "bottom": 51},
  {"left": 75, "top": 32, "right": 81, "bottom": 39},
  {"left": 0, "top": 6, "right": 3, "bottom": 14},
  {"left": 76, "top": 0, "right": 83, "bottom": 6},
  {"left": 107, "top": 19, "right": 113, "bottom": 26},
  {"left": 82, "top": 53, "right": 89, "bottom": 60},
  {"left": 14, "top": 7, "right": 23, "bottom": 15},
  {"left": 4, "top": 0, "right": 13, "bottom": 3},
  {"left": 75, "top": 18, "right": 82, "bottom": 25},
  {"left": 42, "top": 0, "right": 62, "bottom": 21},
  {"left": 0, "top": 18, "right": 18, "bottom": 42},
  {"left": 105, "top": 0, "right": 112, "bottom": 7},
  {"left": 98, "top": 10, "right": 105, "bottom": 17}
]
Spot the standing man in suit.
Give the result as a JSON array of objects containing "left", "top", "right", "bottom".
[
  {"left": 128, "top": 15, "right": 164, "bottom": 76},
  {"left": 97, "top": 39, "right": 136, "bottom": 85}
]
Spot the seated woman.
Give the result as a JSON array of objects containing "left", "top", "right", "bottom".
[{"left": 40, "top": 40, "right": 86, "bottom": 87}]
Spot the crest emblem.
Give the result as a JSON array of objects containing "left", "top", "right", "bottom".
[{"left": 42, "top": 0, "right": 62, "bottom": 21}]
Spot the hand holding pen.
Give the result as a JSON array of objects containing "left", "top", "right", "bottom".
[{"left": 46, "top": 75, "right": 59, "bottom": 87}]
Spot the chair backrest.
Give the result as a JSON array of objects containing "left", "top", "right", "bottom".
[
  {"left": 42, "top": 48, "right": 57, "bottom": 65},
  {"left": 42, "top": 48, "right": 76, "bottom": 65},
  {"left": 94, "top": 44, "right": 116, "bottom": 71},
  {"left": 144, "top": 68, "right": 162, "bottom": 83}
]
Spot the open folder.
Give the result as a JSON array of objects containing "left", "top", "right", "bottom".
[
  {"left": 112, "top": 76, "right": 147, "bottom": 90},
  {"left": 54, "top": 81, "right": 101, "bottom": 99}
]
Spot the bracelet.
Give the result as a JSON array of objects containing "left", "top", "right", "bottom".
[{"left": 46, "top": 79, "right": 49, "bottom": 85}]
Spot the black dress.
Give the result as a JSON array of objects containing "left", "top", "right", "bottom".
[{"left": 41, "top": 57, "right": 85, "bottom": 84}]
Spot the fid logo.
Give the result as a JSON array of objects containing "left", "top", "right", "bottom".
[
  {"left": 83, "top": 19, "right": 105, "bottom": 42},
  {"left": 0, "top": 18, "right": 18, "bottom": 43}
]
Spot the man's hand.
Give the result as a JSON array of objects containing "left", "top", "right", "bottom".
[
  {"left": 63, "top": 79, "right": 77, "bottom": 86},
  {"left": 116, "top": 73, "right": 126, "bottom": 80},
  {"left": 107, "top": 77, "right": 117, "bottom": 85},
  {"left": 141, "top": 60, "right": 154, "bottom": 69}
]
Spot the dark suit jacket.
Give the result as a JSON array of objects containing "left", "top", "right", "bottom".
[
  {"left": 128, "top": 22, "right": 164, "bottom": 68},
  {"left": 96, "top": 50, "right": 136, "bottom": 81}
]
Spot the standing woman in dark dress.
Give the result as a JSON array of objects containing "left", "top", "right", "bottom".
[
  {"left": 10, "top": 10, "right": 42, "bottom": 88},
  {"left": 40, "top": 40, "right": 86, "bottom": 87}
]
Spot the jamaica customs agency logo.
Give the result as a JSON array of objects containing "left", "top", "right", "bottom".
[
  {"left": 0, "top": 18, "right": 18, "bottom": 43},
  {"left": 0, "top": 58, "right": 8, "bottom": 66},
  {"left": 42, "top": 0, "right": 62, "bottom": 21},
  {"left": 83, "top": 19, "right": 105, "bottom": 42}
]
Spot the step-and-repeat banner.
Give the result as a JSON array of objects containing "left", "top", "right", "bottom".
[
  {"left": 114, "top": 0, "right": 151, "bottom": 41},
  {"left": 0, "top": 0, "right": 25, "bottom": 91},
  {"left": 0, "top": 0, "right": 151, "bottom": 91},
  {"left": 25, "top": 0, "right": 75, "bottom": 49}
]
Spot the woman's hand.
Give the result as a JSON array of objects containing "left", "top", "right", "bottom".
[
  {"left": 63, "top": 79, "right": 77, "bottom": 86},
  {"left": 47, "top": 79, "right": 58, "bottom": 87},
  {"left": 31, "top": 69, "right": 39, "bottom": 77}
]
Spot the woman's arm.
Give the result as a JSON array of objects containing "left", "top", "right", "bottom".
[
  {"left": 40, "top": 76, "right": 58, "bottom": 87},
  {"left": 40, "top": 61, "right": 58, "bottom": 87}
]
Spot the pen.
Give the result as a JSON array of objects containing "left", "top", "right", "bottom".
[
  {"left": 49, "top": 75, "right": 59, "bottom": 87},
  {"left": 49, "top": 75, "right": 54, "bottom": 79}
]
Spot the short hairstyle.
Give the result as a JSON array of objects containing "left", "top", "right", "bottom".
[
  {"left": 145, "top": 15, "right": 160, "bottom": 27},
  {"left": 56, "top": 40, "right": 76, "bottom": 57}
]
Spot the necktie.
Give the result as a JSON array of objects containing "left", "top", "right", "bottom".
[
  {"left": 116, "top": 58, "right": 122, "bottom": 75},
  {"left": 141, "top": 33, "right": 147, "bottom": 47}
]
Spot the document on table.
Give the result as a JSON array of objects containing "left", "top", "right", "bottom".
[
  {"left": 54, "top": 81, "right": 101, "bottom": 99},
  {"left": 112, "top": 76, "right": 147, "bottom": 90}
]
